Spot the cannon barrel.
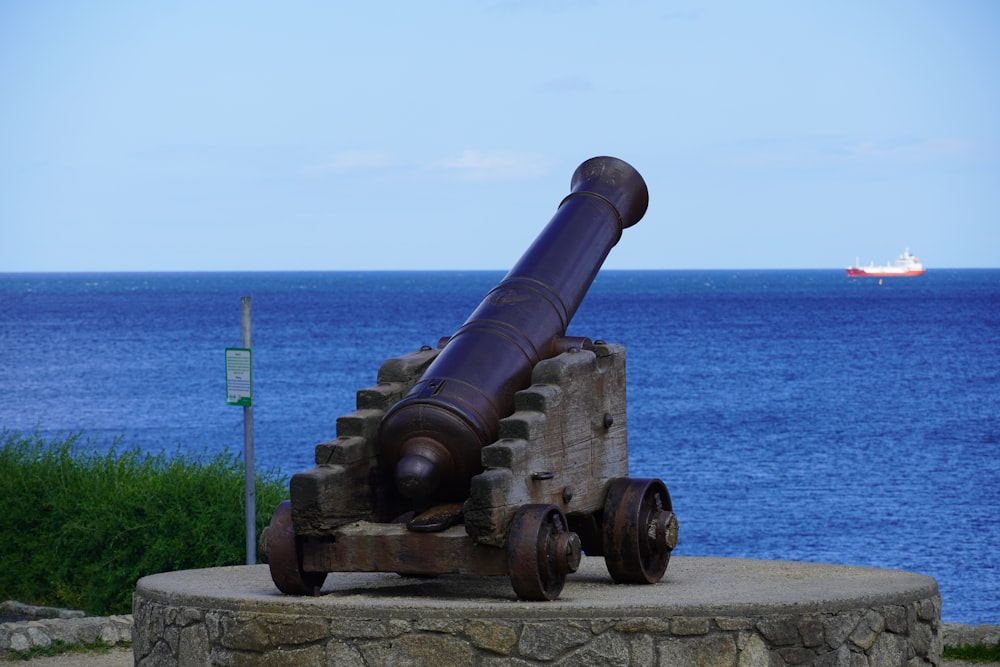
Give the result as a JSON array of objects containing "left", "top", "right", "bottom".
[{"left": 378, "top": 156, "right": 649, "bottom": 502}]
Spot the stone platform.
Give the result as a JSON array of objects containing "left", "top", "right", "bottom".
[{"left": 133, "top": 556, "right": 941, "bottom": 666}]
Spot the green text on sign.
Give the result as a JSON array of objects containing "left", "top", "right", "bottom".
[{"left": 226, "top": 348, "right": 252, "bottom": 407}]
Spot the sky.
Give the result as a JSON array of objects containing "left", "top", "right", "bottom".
[{"left": 1, "top": 1, "right": 998, "bottom": 271}]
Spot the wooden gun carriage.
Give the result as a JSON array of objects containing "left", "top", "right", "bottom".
[{"left": 260, "top": 157, "right": 678, "bottom": 601}]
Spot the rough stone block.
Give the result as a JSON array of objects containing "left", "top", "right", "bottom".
[
  {"left": 519, "top": 622, "right": 591, "bottom": 661},
  {"left": 329, "top": 618, "right": 409, "bottom": 640},
  {"left": 867, "top": 631, "right": 906, "bottom": 666},
  {"left": 777, "top": 646, "right": 815, "bottom": 665},
  {"left": 325, "top": 641, "right": 366, "bottom": 667},
  {"left": 8, "top": 633, "right": 30, "bottom": 652},
  {"left": 614, "top": 617, "right": 671, "bottom": 634},
  {"left": 848, "top": 610, "right": 884, "bottom": 650},
  {"left": 629, "top": 634, "right": 656, "bottom": 667},
  {"left": 218, "top": 614, "right": 328, "bottom": 651},
  {"left": 758, "top": 617, "right": 799, "bottom": 646},
  {"left": 717, "top": 617, "right": 755, "bottom": 632},
  {"left": 226, "top": 644, "right": 327, "bottom": 667},
  {"left": 361, "top": 633, "right": 476, "bottom": 666},
  {"left": 466, "top": 620, "right": 518, "bottom": 655},
  {"left": 811, "top": 644, "right": 852, "bottom": 667},
  {"left": 657, "top": 634, "right": 737, "bottom": 667},
  {"left": 736, "top": 633, "right": 771, "bottom": 667},
  {"left": 798, "top": 617, "right": 825, "bottom": 647},
  {"left": 137, "top": 640, "right": 175, "bottom": 667},
  {"left": 178, "top": 623, "right": 209, "bottom": 667},
  {"left": 909, "top": 620, "right": 935, "bottom": 659},
  {"left": 882, "top": 604, "right": 908, "bottom": 634},
  {"left": 27, "top": 626, "right": 51, "bottom": 648},
  {"left": 824, "top": 611, "right": 862, "bottom": 650},
  {"left": 413, "top": 618, "right": 464, "bottom": 634},
  {"left": 916, "top": 597, "right": 938, "bottom": 622},
  {"left": 563, "top": 632, "right": 630, "bottom": 666},
  {"left": 671, "top": 617, "right": 710, "bottom": 636},
  {"left": 172, "top": 608, "right": 201, "bottom": 628}
]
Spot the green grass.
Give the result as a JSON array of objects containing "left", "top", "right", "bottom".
[
  {"left": 0, "top": 431, "right": 289, "bottom": 616},
  {"left": 943, "top": 641, "right": 1000, "bottom": 663}
]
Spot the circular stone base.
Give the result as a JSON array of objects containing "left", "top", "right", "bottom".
[{"left": 133, "top": 557, "right": 941, "bottom": 665}]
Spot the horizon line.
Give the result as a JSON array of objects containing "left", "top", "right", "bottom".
[{"left": 3, "top": 266, "right": 997, "bottom": 275}]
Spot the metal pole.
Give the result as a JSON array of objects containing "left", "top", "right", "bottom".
[{"left": 241, "top": 296, "right": 256, "bottom": 565}]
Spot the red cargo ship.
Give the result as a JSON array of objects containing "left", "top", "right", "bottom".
[{"left": 846, "top": 248, "right": 925, "bottom": 277}]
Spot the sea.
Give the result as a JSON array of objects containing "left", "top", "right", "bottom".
[{"left": 1, "top": 269, "right": 997, "bottom": 624}]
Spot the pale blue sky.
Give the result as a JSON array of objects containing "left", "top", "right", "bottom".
[{"left": 2, "top": 1, "right": 997, "bottom": 271}]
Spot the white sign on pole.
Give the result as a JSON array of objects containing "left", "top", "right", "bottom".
[{"left": 225, "top": 347, "right": 253, "bottom": 407}]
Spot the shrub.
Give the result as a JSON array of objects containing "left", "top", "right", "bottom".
[
  {"left": 942, "top": 641, "right": 1000, "bottom": 662},
  {"left": 0, "top": 431, "right": 289, "bottom": 615}
]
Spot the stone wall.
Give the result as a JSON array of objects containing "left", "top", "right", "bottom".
[
  {"left": 132, "top": 594, "right": 942, "bottom": 666},
  {"left": 0, "top": 614, "right": 132, "bottom": 654},
  {"left": 941, "top": 622, "right": 1000, "bottom": 649}
]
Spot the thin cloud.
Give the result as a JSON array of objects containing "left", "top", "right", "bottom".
[
  {"left": 846, "top": 138, "right": 983, "bottom": 164},
  {"left": 715, "top": 136, "right": 993, "bottom": 170},
  {"left": 537, "top": 76, "right": 594, "bottom": 94},
  {"left": 433, "top": 150, "right": 552, "bottom": 182},
  {"left": 305, "top": 150, "right": 393, "bottom": 173},
  {"left": 661, "top": 9, "right": 699, "bottom": 21}
]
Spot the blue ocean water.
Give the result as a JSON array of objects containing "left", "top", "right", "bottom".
[{"left": 1, "top": 270, "right": 997, "bottom": 623}]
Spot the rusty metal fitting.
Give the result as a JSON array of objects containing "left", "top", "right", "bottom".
[
  {"left": 555, "top": 531, "right": 583, "bottom": 574},
  {"left": 647, "top": 509, "right": 679, "bottom": 552}
]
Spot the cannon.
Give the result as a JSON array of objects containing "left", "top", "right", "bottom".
[{"left": 261, "top": 156, "right": 678, "bottom": 601}]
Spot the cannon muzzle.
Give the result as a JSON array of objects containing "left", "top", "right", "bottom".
[{"left": 378, "top": 156, "right": 648, "bottom": 502}]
